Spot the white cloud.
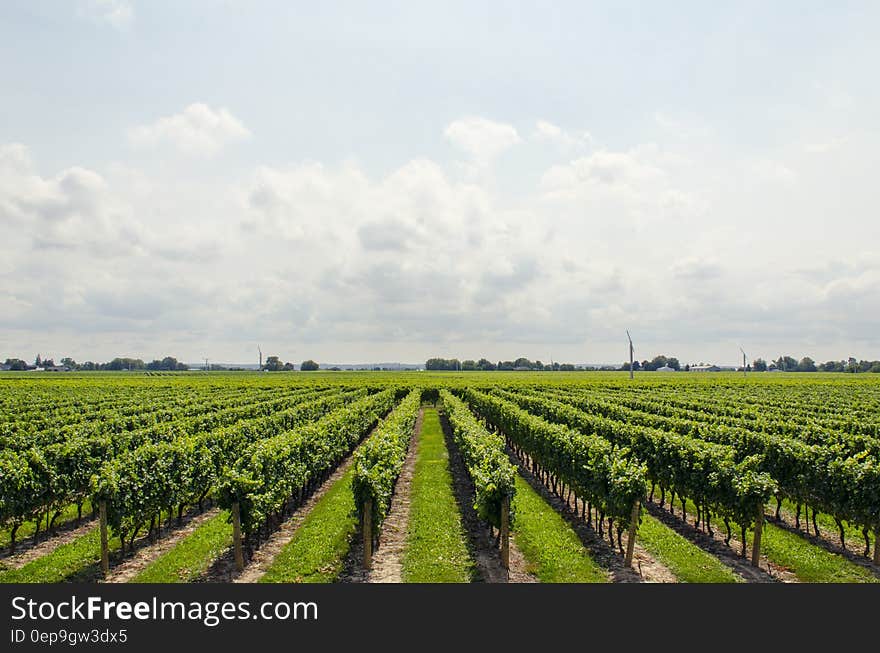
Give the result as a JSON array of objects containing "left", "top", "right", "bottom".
[
  {"left": 751, "top": 159, "right": 797, "bottom": 185},
  {"left": 128, "top": 103, "right": 251, "bottom": 156},
  {"left": 533, "top": 120, "right": 592, "bottom": 149},
  {"left": 444, "top": 117, "right": 521, "bottom": 162},
  {"left": 79, "top": 0, "right": 134, "bottom": 29}
]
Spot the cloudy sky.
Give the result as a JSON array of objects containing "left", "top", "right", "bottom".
[{"left": 2, "top": 1, "right": 879, "bottom": 366}]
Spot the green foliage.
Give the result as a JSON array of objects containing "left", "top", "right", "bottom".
[
  {"left": 440, "top": 390, "right": 516, "bottom": 528},
  {"left": 462, "top": 389, "right": 647, "bottom": 527},
  {"left": 217, "top": 389, "right": 396, "bottom": 536},
  {"left": 351, "top": 390, "right": 421, "bottom": 532}
]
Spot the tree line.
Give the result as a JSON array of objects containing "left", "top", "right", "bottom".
[
  {"left": 1, "top": 354, "right": 323, "bottom": 372},
  {"left": 425, "top": 357, "right": 581, "bottom": 371}
]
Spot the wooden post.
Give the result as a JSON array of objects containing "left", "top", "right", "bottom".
[
  {"left": 99, "top": 500, "right": 109, "bottom": 577},
  {"left": 232, "top": 502, "right": 244, "bottom": 572},
  {"left": 751, "top": 503, "right": 764, "bottom": 567},
  {"left": 363, "top": 499, "right": 373, "bottom": 569},
  {"left": 873, "top": 527, "right": 879, "bottom": 566},
  {"left": 500, "top": 496, "right": 510, "bottom": 570},
  {"left": 624, "top": 501, "right": 640, "bottom": 567}
]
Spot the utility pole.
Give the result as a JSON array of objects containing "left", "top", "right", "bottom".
[
  {"left": 258, "top": 346, "right": 262, "bottom": 372},
  {"left": 204, "top": 358, "right": 209, "bottom": 372},
  {"left": 740, "top": 348, "right": 747, "bottom": 377},
  {"left": 626, "top": 330, "right": 634, "bottom": 380}
]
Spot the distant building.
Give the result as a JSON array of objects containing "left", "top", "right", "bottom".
[
  {"left": 656, "top": 365, "right": 676, "bottom": 372},
  {"left": 690, "top": 364, "right": 721, "bottom": 372},
  {"left": 42, "top": 365, "right": 70, "bottom": 372}
]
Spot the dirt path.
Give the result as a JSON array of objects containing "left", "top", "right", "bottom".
[
  {"left": 102, "top": 508, "right": 220, "bottom": 583},
  {"left": 1, "top": 520, "right": 98, "bottom": 570},
  {"left": 440, "top": 411, "right": 535, "bottom": 583},
  {"left": 367, "top": 408, "right": 424, "bottom": 583},
  {"left": 643, "top": 500, "right": 794, "bottom": 583}
]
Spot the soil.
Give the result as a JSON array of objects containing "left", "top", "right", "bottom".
[
  {"left": 440, "top": 410, "right": 535, "bottom": 583},
  {"left": 102, "top": 507, "right": 220, "bottom": 583},
  {"left": 643, "top": 499, "right": 796, "bottom": 583},
  {"left": 367, "top": 407, "right": 424, "bottom": 583}
]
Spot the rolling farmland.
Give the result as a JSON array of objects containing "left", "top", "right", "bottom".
[{"left": 1, "top": 372, "right": 877, "bottom": 584}]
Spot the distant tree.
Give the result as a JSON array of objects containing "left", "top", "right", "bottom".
[
  {"left": 797, "top": 357, "right": 817, "bottom": 372},
  {"left": 514, "top": 357, "right": 534, "bottom": 369},
  {"left": 60, "top": 357, "right": 78, "bottom": 370},
  {"left": 773, "top": 356, "right": 798, "bottom": 372},
  {"left": 35, "top": 354, "right": 42, "bottom": 367},
  {"left": 846, "top": 357, "right": 859, "bottom": 373},
  {"left": 461, "top": 360, "right": 477, "bottom": 371},
  {"left": 642, "top": 355, "right": 679, "bottom": 371},
  {"left": 477, "top": 358, "right": 496, "bottom": 371},
  {"left": 752, "top": 358, "right": 768, "bottom": 372},
  {"left": 103, "top": 357, "right": 145, "bottom": 371},
  {"left": 300, "top": 359, "right": 319, "bottom": 371},
  {"left": 4, "top": 358, "right": 29, "bottom": 371},
  {"left": 870, "top": 363, "right": 880, "bottom": 373},
  {"left": 283, "top": 362, "right": 296, "bottom": 371},
  {"left": 559, "top": 363, "right": 575, "bottom": 371},
  {"left": 264, "top": 356, "right": 284, "bottom": 371},
  {"left": 684, "top": 363, "right": 691, "bottom": 372}
]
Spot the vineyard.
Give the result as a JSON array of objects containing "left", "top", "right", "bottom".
[{"left": 1, "top": 372, "right": 878, "bottom": 584}]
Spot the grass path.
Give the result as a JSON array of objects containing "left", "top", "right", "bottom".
[
  {"left": 0, "top": 525, "right": 118, "bottom": 583},
  {"left": 259, "top": 467, "right": 359, "bottom": 583},
  {"left": 511, "top": 475, "right": 609, "bottom": 583},
  {"left": 664, "top": 495, "right": 877, "bottom": 583},
  {"left": 0, "top": 499, "right": 93, "bottom": 553},
  {"left": 636, "top": 512, "right": 740, "bottom": 583},
  {"left": 129, "top": 510, "right": 231, "bottom": 583},
  {"left": 402, "top": 408, "right": 474, "bottom": 582}
]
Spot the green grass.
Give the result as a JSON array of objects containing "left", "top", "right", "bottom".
[
  {"left": 130, "top": 510, "right": 232, "bottom": 583},
  {"left": 512, "top": 475, "right": 609, "bottom": 583},
  {"left": 751, "top": 522, "right": 878, "bottom": 583},
  {"left": 779, "top": 498, "right": 875, "bottom": 552},
  {"left": 260, "top": 467, "right": 359, "bottom": 583},
  {"left": 402, "top": 408, "right": 474, "bottom": 582},
  {"left": 636, "top": 512, "right": 740, "bottom": 583},
  {"left": 0, "top": 499, "right": 93, "bottom": 551},
  {"left": 668, "top": 494, "right": 877, "bottom": 583},
  {"left": 0, "top": 525, "right": 118, "bottom": 583}
]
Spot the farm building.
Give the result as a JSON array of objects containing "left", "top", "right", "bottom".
[
  {"left": 690, "top": 364, "right": 721, "bottom": 372},
  {"left": 656, "top": 365, "right": 676, "bottom": 372}
]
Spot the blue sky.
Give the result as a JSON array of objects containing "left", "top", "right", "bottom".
[{"left": 2, "top": 1, "right": 879, "bottom": 365}]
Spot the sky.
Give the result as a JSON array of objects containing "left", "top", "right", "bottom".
[{"left": 1, "top": 1, "right": 879, "bottom": 366}]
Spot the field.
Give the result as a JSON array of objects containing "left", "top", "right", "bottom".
[{"left": 1, "top": 371, "right": 878, "bottom": 584}]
